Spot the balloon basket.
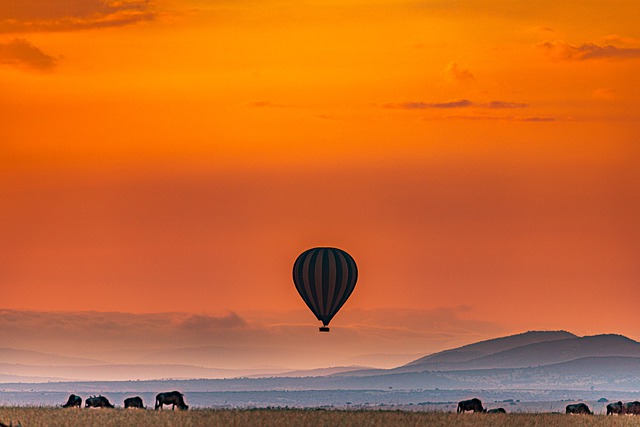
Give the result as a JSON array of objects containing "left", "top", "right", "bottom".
[{"left": 319, "top": 326, "right": 330, "bottom": 332}]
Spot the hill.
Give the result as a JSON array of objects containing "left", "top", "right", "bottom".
[
  {"left": 405, "top": 330, "right": 577, "bottom": 368},
  {"left": 4, "top": 330, "right": 640, "bottom": 391},
  {"left": 0, "top": 348, "right": 106, "bottom": 366}
]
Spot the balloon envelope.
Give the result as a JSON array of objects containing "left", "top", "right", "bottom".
[{"left": 292, "top": 247, "right": 358, "bottom": 331}]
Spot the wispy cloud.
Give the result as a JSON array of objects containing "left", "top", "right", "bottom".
[
  {"left": 0, "top": 38, "right": 56, "bottom": 71},
  {"left": 177, "top": 312, "right": 247, "bottom": 330},
  {"left": 0, "top": 0, "right": 157, "bottom": 33},
  {"left": 445, "top": 62, "right": 475, "bottom": 82},
  {"left": 516, "top": 116, "right": 555, "bottom": 122},
  {"left": 537, "top": 40, "right": 640, "bottom": 61},
  {"left": 426, "top": 114, "right": 556, "bottom": 122},
  {"left": 0, "top": 308, "right": 504, "bottom": 369},
  {"left": 384, "top": 99, "right": 473, "bottom": 109},
  {"left": 246, "top": 100, "right": 290, "bottom": 108},
  {"left": 0, "top": 309, "right": 249, "bottom": 347},
  {"left": 384, "top": 99, "right": 528, "bottom": 110},
  {"left": 592, "top": 88, "right": 617, "bottom": 100},
  {"left": 482, "top": 101, "right": 528, "bottom": 109},
  {"left": 603, "top": 34, "right": 640, "bottom": 45}
]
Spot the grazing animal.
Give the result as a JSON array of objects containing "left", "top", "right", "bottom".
[
  {"left": 62, "top": 394, "right": 82, "bottom": 408},
  {"left": 565, "top": 403, "right": 592, "bottom": 415},
  {"left": 85, "top": 395, "right": 115, "bottom": 408},
  {"left": 607, "top": 401, "right": 624, "bottom": 415},
  {"left": 457, "top": 398, "right": 486, "bottom": 413},
  {"left": 625, "top": 401, "right": 640, "bottom": 415},
  {"left": 487, "top": 408, "right": 507, "bottom": 413},
  {"left": 124, "top": 396, "right": 145, "bottom": 409},
  {"left": 0, "top": 422, "right": 21, "bottom": 427},
  {"left": 155, "top": 391, "right": 189, "bottom": 410}
]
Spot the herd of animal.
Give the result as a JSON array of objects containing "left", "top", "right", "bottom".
[
  {"left": 60, "top": 390, "right": 189, "bottom": 410},
  {"left": 4, "top": 394, "right": 640, "bottom": 423},
  {"left": 457, "top": 398, "right": 640, "bottom": 416}
]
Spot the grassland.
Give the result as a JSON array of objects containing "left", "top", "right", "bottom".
[{"left": 2, "top": 407, "right": 640, "bottom": 427}]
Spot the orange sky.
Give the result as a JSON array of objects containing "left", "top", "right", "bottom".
[{"left": 1, "top": 0, "right": 640, "bottom": 365}]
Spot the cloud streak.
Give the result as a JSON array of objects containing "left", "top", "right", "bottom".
[
  {"left": 0, "top": 308, "right": 503, "bottom": 369},
  {"left": 537, "top": 40, "right": 640, "bottom": 61},
  {"left": 445, "top": 62, "right": 475, "bottom": 82},
  {"left": 0, "top": 38, "right": 56, "bottom": 71},
  {"left": 384, "top": 99, "right": 528, "bottom": 110},
  {"left": 425, "top": 114, "right": 556, "bottom": 122},
  {"left": 0, "top": 0, "right": 157, "bottom": 33}
]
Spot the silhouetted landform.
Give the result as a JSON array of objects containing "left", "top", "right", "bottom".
[
  {"left": 0, "top": 348, "right": 105, "bottom": 366},
  {"left": 4, "top": 331, "right": 640, "bottom": 392},
  {"left": 336, "top": 331, "right": 640, "bottom": 377},
  {"left": 405, "top": 330, "right": 578, "bottom": 367},
  {"left": 0, "top": 362, "right": 293, "bottom": 383},
  {"left": 407, "top": 332, "right": 640, "bottom": 371},
  {"left": 256, "top": 366, "right": 371, "bottom": 378}
]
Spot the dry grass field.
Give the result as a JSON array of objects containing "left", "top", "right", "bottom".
[{"left": 2, "top": 408, "right": 640, "bottom": 427}]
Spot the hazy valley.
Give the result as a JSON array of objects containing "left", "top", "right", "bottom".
[{"left": 3, "top": 330, "right": 640, "bottom": 410}]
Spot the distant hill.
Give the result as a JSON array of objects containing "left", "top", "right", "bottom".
[
  {"left": 405, "top": 330, "right": 577, "bottom": 367},
  {"left": 338, "top": 330, "right": 579, "bottom": 376},
  {"left": 457, "top": 334, "right": 640, "bottom": 370},
  {"left": 7, "top": 355, "right": 640, "bottom": 393},
  {"left": 0, "top": 348, "right": 106, "bottom": 366},
  {"left": 253, "top": 366, "right": 371, "bottom": 378},
  {"left": 5, "top": 330, "right": 640, "bottom": 392},
  {"left": 399, "top": 332, "right": 640, "bottom": 372},
  {"left": 0, "top": 362, "right": 291, "bottom": 382},
  {"left": 335, "top": 331, "right": 640, "bottom": 381}
]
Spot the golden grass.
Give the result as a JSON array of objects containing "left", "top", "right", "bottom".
[{"left": 1, "top": 407, "right": 640, "bottom": 427}]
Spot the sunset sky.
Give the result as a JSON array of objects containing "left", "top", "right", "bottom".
[{"left": 1, "top": 0, "right": 640, "bottom": 370}]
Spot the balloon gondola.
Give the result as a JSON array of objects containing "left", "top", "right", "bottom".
[{"left": 292, "top": 247, "right": 358, "bottom": 332}]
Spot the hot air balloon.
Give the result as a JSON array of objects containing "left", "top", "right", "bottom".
[{"left": 292, "top": 247, "right": 358, "bottom": 332}]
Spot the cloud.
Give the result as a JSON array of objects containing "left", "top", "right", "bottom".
[
  {"left": 445, "top": 62, "right": 475, "bottom": 82},
  {"left": 0, "top": 0, "right": 157, "bottom": 33},
  {"left": 0, "top": 309, "right": 251, "bottom": 351},
  {"left": 0, "top": 308, "right": 504, "bottom": 369},
  {"left": 246, "top": 100, "right": 290, "bottom": 108},
  {"left": 592, "top": 88, "right": 617, "bottom": 100},
  {"left": 423, "top": 114, "right": 555, "bottom": 122},
  {"left": 536, "top": 40, "right": 640, "bottom": 61},
  {"left": 515, "top": 116, "right": 555, "bottom": 122},
  {"left": 384, "top": 99, "right": 473, "bottom": 109},
  {"left": 177, "top": 312, "right": 247, "bottom": 331},
  {"left": 384, "top": 99, "right": 528, "bottom": 110},
  {"left": 0, "top": 38, "right": 56, "bottom": 71},
  {"left": 482, "top": 101, "right": 528, "bottom": 109},
  {"left": 603, "top": 35, "right": 640, "bottom": 45},
  {"left": 535, "top": 26, "right": 560, "bottom": 34}
]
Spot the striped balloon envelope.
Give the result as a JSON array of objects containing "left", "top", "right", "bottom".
[{"left": 292, "top": 247, "right": 358, "bottom": 332}]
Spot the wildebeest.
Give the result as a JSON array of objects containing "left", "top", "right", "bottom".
[
  {"left": 487, "top": 408, "right": 507, "bottom": 413},
  {"left": 607, "top": 401, "right": 624, "bottom": 415},
  {"left": 85, "top": 395, "right": 115, "bottom": 408},
  {"left": 62, "top": 394, "right": 82, "bottom": 408},
  {"left": 124, "top": 396, "right": 145, "bottom": 409},
  {"left": 0, "top": 421, "right": 21, "bottom": 427},
  {"left": 155, "top": 391, "right": 188, "bottom": 410},
  {"left": 565, "top": 403, "right": 592, "bottom": 414},
  {"left": 457, "top": 398, "right": 485, "bottom": 413},
  {"left": 625, "top": 401, "right": 640, "bottom": 415}
]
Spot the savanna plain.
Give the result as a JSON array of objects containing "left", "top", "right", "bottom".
[{"left": 0, "top": 408, "right": 639, "bottom": 427}]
